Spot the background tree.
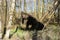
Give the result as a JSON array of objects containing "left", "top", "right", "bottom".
[
  {"left": 1, "top": 0, "right": 7, "bottom": 39},
  {"left": 4, "top": 0, "right": 16, "bottom": 39},
  {"left": 24, "top": 0, "right": 27, "bottom": 12},
  {"left": 0, "top": 0, "right": 2, "bottom": 39},
  {"left": 37, "top": 0, "right": 41, "bottom": 20},
  {"left": 34, "top": 0, "right": 37, "bottom": 18}
]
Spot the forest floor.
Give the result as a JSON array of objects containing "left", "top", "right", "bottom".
[{"left": 3, "top": 24, "right": 60, "bottom": 40}]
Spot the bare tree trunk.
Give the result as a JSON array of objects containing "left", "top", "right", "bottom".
[
  {"left": 24, "top": 0, "right": 27, "bottom": 12},
  {"left": 0, "top": 0, "right": 7, "bottom": 39},
  {"left": 18, "top": 0, "right": 21, "bottom": 18},
  {"left": 42, "top": 0, "right": 44, "bottom": 16},
  {"left": 0, "top": 16, "right": 2, "bottom": 39},
  {"left": 34, "top": 0, "right": 37, "bottom": 18},
  {"left": 0, "top": 0, "right": 2, "bottom": 39},
  {"left": 4, "top": 0, "right": 15, "bottom": 39},
  {"left": 0, "top": 18, "right": 2, "bottom": 39},
  {"left": 38, "top": 0, "right": 41, "bottom": 20}
]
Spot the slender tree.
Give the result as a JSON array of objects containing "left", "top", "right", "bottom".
[
  {"left": 34, "top": 0, "right": 37, "bottom": 18},
  {"left": 24, "top": 0, "right": 27, "bottom": 12},
  {"left": 42, "top": 0, "right": 44, "bottom": 16},
  {"left": 18, "top": 0, "right": 22, "bottom": 18},
  {"left": 0, "top": 0, "right": 2, "bottom": 39},
  {"left": 38, "top": 0, "right": 41, "bottom": 20},
  {"left": 1, "top": 0, "right": 7, "bottom": 39},
  {"left": 4, "top": 0, "right": 16, "bottom": 39}
]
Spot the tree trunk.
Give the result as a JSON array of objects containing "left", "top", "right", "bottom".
[
  {"left": 18, "top": 0, "right": 21, "bottom": 18},
  {"left": 24, "top": 0, "right": 26, "bottom": 12},
  {"left": 34, "top": 0, "right": 37, "bottom": 18},
  {"left": 0, "top": 0, "right": 2, "bottom": 39},
  {"left": 4, "top": 0, "right": 16, "bottom": 39},
  {"left": 1, "top": 0, "right": 7, "bottom": 39},
  {"left": 42, "top": 0, "right": 44, "bottom": 16},
  {"left": 38, "top": 0, "right": 41, "bottom": 20}
]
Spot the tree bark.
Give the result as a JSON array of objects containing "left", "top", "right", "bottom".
[
  {"left": 24, "top": 0, "right": 27, "bottom": 12},
  {"left": 4, "top": 0, "right": 16, "bottom": 39},
  {"left": 0, "top": 0, "right": 2, "bottom": 39},
  {"left": 34, "top": 0, "right": 37, "bottom": 18}
]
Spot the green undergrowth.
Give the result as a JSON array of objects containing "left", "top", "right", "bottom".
[{"left": 10, "top": 24, "right": 60, "bottom": 40}]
